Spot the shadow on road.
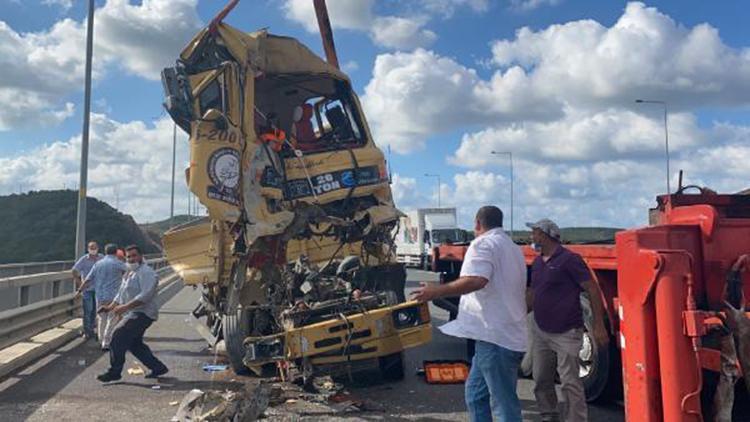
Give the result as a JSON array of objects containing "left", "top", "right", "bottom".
[{"left": 0, "top": 338, "right": 103, "bottom": 419}]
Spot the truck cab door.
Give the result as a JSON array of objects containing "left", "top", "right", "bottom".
[{"left": 187, "top": 63, "right": 244, "bottom": 222}]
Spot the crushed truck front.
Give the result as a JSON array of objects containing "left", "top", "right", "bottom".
[{"left": 159, "top": 14, "right": 430, "bottom": 378}]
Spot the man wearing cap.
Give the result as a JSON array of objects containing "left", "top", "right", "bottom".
[
  {"left": 526, "top": 218, "right": 609, "bottom": 422},
  {"left": 412, "top": 206, "right": 527, "bottom": 422}
]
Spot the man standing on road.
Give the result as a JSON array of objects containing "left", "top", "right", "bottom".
[
  {"left": 526, "top": 219, "right": 609, "bottom": 422},
  {"left": 76, "top": 243, "right": 126, "bottom": 350},
  {"left": 72, "top": 241, "right": 102, "bottom": 340},
  {"left": 96, "top": 245, "right": 168, "bottom": 382},
  {"left": 412, "top": 206, "right": 527, "bottom": 422}
]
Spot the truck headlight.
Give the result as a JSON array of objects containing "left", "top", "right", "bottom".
[{"left": 392, "top": 303, "right": 430, "bottom": 329}]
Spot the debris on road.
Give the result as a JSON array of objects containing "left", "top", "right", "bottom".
[
  {"left": 172, "top": 376, "right": 385, "bottom": 420},
  {"left": 202, "top": 364, "right": 229, "bottom": 373},
  {"left": 172, "top": 383, "right": 270, "bottom": 422},
  {"left": 127, "top": 366, "right": 144, "bottom": 375}
]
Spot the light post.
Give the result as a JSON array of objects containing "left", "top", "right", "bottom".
[
  {"left": 636, "top": 99, "right": 670, "bottom": 194},
  {"left": 170, "top": 123, "right": 177, "bottom": 227},
  {"left": 74, "top": 0, "right": 95, "bottom": 258},
  {"left": 491, "top": 151, "right": 514, "bottom": 240},
  {"left": 424, "top": 173, "right": 441, "bottom": 208}
]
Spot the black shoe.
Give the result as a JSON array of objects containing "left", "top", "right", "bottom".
[
  {"left": 145, "top": 367, "right": 169, "bottom": 379},
  {"left": 97, "top": 372, "right": 121, "bottom": 382}
]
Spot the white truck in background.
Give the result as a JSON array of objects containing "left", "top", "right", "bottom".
[{"left": 394, "top": 208, "right": 466, "bottom": 269}]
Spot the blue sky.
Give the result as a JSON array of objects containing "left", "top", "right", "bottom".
[{"left": 0, "top": 0, "right": 748, "bottom": 228}]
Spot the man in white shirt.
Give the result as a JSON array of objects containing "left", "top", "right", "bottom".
[{"left": 412, "top": 206, "right": 527, "bottom": 422}]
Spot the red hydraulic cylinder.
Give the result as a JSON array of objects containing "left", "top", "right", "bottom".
[{"left": 654, "top": 252, "right": 702, "bottom": 421}]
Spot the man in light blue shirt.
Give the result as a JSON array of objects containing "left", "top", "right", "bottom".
[
  {"left": 97, "top": 244, "right": 168, "bottom": 382},
  {"left": 72, "top": 241, "right": 102, "bottom": 339},
  {"left": 77, "top": 243, "right": 126, "bottom": 349}
]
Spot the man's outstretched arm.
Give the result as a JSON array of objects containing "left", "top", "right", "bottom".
[{"left": 410, "top": 276, "right": 488, "bottom": 303}]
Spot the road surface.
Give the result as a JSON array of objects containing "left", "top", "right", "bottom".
[{"left": 0, "top": 270, "right": 625, "bottom": 421}]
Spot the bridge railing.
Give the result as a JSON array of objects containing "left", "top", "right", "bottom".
[
  {"left": 0, "top": 253, "right": 163, "bottom": 278},
  {"left": 0, "top": 257, "right": 174, "bottom": 352}
]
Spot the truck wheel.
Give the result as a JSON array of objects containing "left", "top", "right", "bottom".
[
  {"left": 223, "top": 260, "right": 251, "bottom": 375},
  {"left": 379, "top": 352, "right": 405, "bottom": 381},
  {"left": 580, "top": 295, "right": 619, "bottom": 402},
  {"left": 223, "top": 307, "right": 251, "bottom": 375}
]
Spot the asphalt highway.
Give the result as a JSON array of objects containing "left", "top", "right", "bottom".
[{"left": 0, "top": 270, "right": 625, "bottom": 421}]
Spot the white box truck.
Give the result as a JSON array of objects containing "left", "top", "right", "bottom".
[{"left": 394, "top": 208, "right": 465, "bottom": 269}]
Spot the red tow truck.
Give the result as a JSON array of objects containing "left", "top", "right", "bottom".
[{"left": 430, "top": 186, "right": 750, "bottom": 420}]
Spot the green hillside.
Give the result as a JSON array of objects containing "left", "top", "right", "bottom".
[
  {"left": 140, "top": 214, "right": 195, "bottom": 239},
  {"left": 0, "top": 190, "right": 160, "bottom": 264}
]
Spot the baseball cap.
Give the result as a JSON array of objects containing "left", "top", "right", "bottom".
[{"left": 526, "top": 218, "right": 561, "bottom": 240}]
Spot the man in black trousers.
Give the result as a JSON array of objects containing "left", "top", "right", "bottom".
[{"left": 96, "top": 245, "right": 168, "bottom": 382}]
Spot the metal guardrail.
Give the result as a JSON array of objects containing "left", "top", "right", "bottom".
[
  {"left": 0, "top": 253, "right": 163, "bottom": 278},
  {"left": 0, "top": 258, "right": 174, "bottom": 352}
]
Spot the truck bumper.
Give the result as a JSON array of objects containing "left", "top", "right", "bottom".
[{"left": 242, "top": 301, "right": 432, "bottom": 367}]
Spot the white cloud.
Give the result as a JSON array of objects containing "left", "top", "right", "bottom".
[
  {"left": 341, "top": 60, "right": 359, "bottom": 73},
  {"left": 361, "top": 49, "right": 558, "bottom": 153},
  {"left": 281, "top": 0, "right": 441, "bottom": 50},
  {"left": 0, "top": 0, "right": 201, "bottom": 131},
  {"left": 282, "top": 0, "right": 375, "bottom": 33},
  {"left": 0, "top": 19, "right": 90, "bottom": 129},
  {"left": 0, "top": 114, "right": 191, "bottom": 222},
  {"left": 94, "top": 0, "right": 203, "bottom": 80},
  {"left": 491, "top": 2, "right": 750, "bottom": 109},
  {"left": 361, "top": 2, "right": 750, "bottom": 154},
  {"left": 421, "top": 0, "right": 490, "bottom": 17},
  {"left": 451, "top": 108, "right": 702, "bottom": 166},
  {"left": 42, "top": 0, "right": 73, "bottom": 12},
  {"left": 371, "top": 16, "right": 437, "bottom": 50},
  {"left": 510, "top": 0, "right": 561, "bottom": 12}
]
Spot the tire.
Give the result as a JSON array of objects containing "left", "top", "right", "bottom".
[
  {"left": 378, "top": 352, "right": 405, "bottom": 381},
  {"left": 222, "top": 308, "right": 251, "bottom": 375},
  {"left": 522, "top": 299, "right": 618, "bottom": 402},
  {"left": 579, "top": 295, "right": 617, "bottom": 402},
  {"left": 223, "top": 260, "right": 251, "bottom": 375}
]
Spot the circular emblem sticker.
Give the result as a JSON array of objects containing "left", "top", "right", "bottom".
[{"left": 208, "top": 148, "right": 240, "bottom": 191}]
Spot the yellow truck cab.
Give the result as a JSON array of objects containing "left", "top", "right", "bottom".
[{"left": 159, "top": 15, "right": 430, "bottom": 378}]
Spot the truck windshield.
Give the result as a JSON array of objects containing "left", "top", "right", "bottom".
[
  {"left": 286, "top": 94, "right": 365, "bottom": 155},
  {"left": 431, "top": 229, "right": 465, "bottom": 244}
]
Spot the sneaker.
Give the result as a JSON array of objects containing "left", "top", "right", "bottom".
[
  {"left": 145, "top": 367, "right": 169, "bottom": 379},
  {"left": 96, "top": 372, "right": 122, "bottom": 382}
]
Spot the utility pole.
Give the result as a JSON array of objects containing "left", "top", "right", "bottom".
[
  {"left": 170, "top": 123, "right": 177, "bottom": 226},
  {"left": 74, "top": 0, "right": 95, "bottom": 259},
  {"left": 491, "top": 151, "right": 514, "bottom": 240},
  {"left": 636, "top": 99, "right": 671, "bottom": 194},
  {"left": 424, "top": 173, "right": 441, "bottom": 208}
]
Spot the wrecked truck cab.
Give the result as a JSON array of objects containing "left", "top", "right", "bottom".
[{"left": 160, "top": 21, "right": 430, "bottom": 379}]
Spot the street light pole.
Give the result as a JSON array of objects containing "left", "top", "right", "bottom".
[
  {"left": 170, "top": 123, "right": 177, "bottom": 227},
  {"left": 424, "top": 173, "right": 441, "bottom": 208},
  {"left": 636, "top": 99, "right": 671, "bottom": 194},
  {"left": 74, "top": 0, "right": 95, "bottom": 259},
  {"left": 491, "top": 151, "right": 514, "bottom": 240}
]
